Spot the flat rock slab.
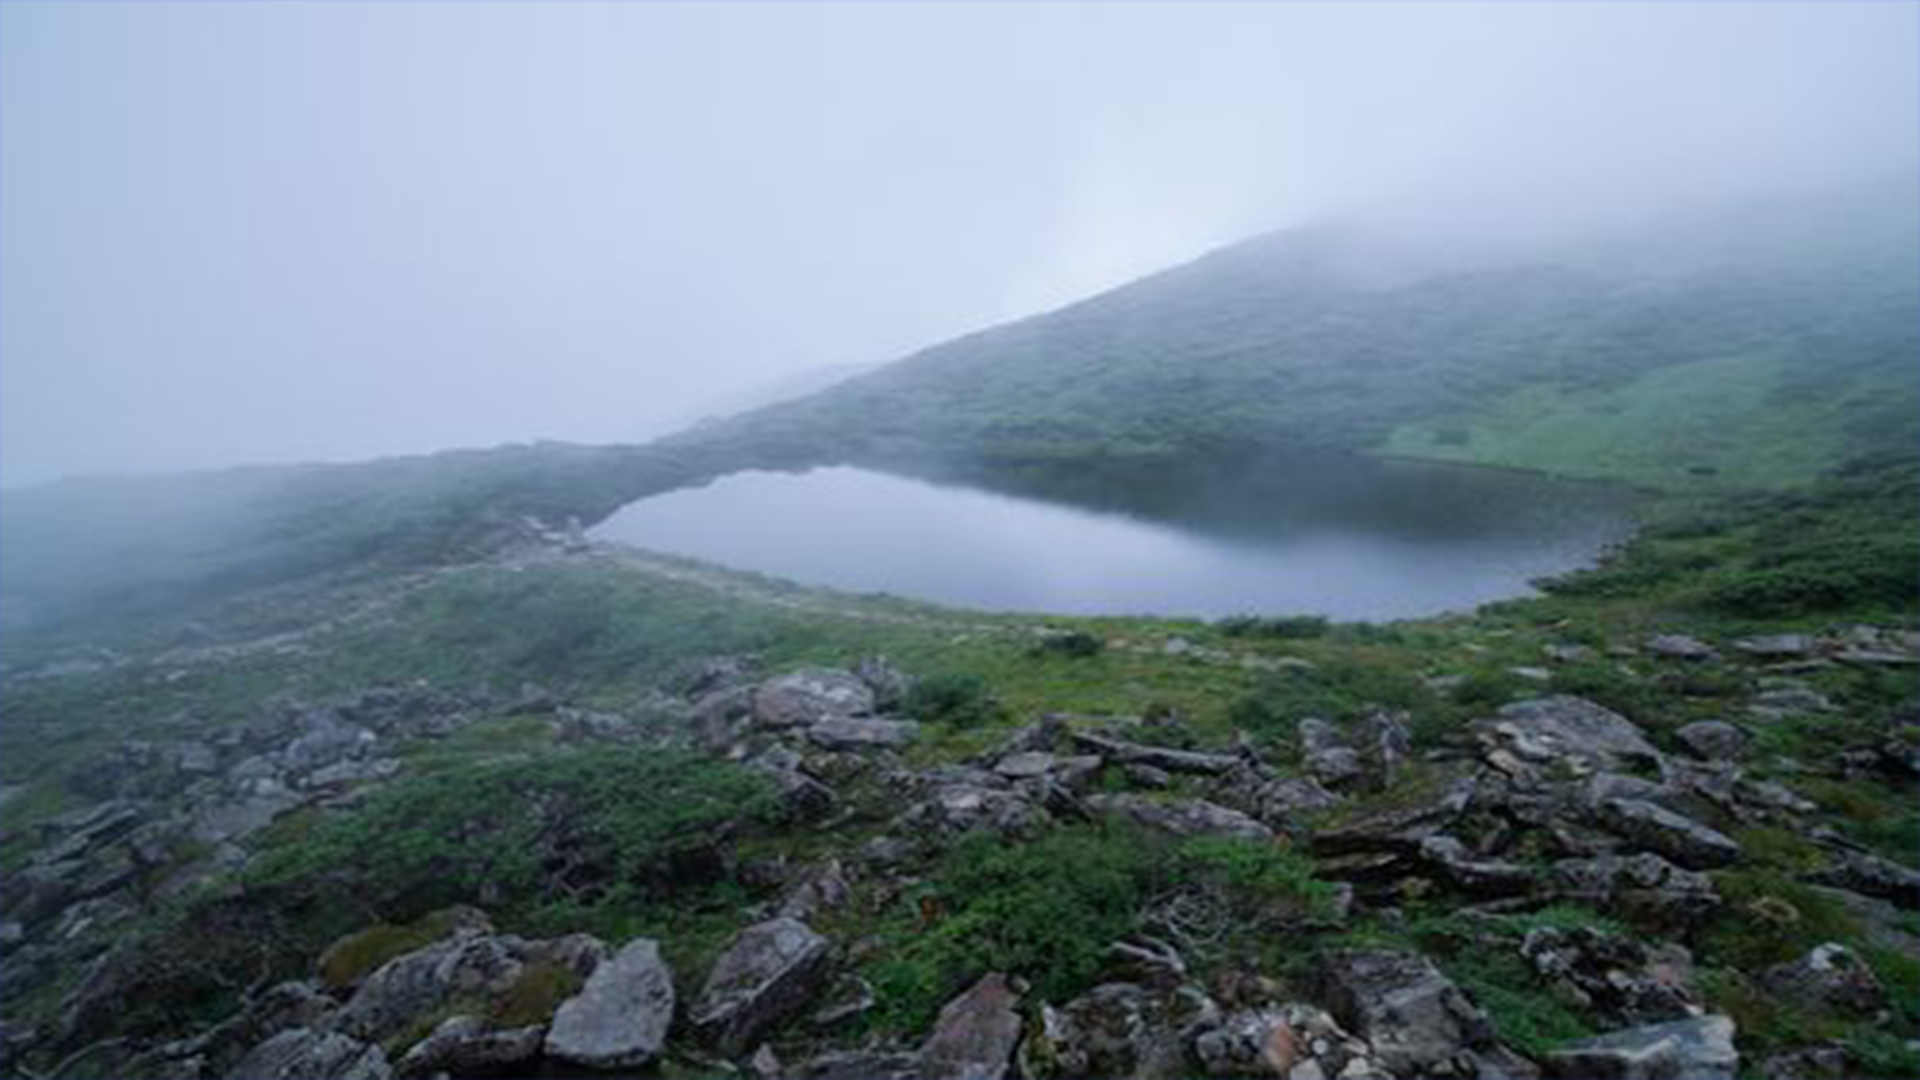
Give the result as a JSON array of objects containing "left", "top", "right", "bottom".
[
  {"left": 1084, "top": 793, "right": 1273, "bottom": 841},
  {"left": 693, "top": 917, "right": 832, "bottom": 1056},
  {"left": 919, "top": 972, "right": 1023, "bottom": 1080},
  {"left": 1545, "top": 1015, "right": 1739, "bottom": 1080},
  {"left": 544, "top": 938, "right": 675, "bottom": 1070}
]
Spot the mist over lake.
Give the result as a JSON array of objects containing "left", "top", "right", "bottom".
[{"left": 591, "top": 461, "right": 1634, "bottom": 620}]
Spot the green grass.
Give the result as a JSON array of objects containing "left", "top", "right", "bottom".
[{"left": 1382, "top": 351, "right": 1913, "bottom": 490}]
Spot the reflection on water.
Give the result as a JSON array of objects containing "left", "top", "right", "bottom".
[{"left": 590, "top": 459, "right": 1632, "bottom": 620}]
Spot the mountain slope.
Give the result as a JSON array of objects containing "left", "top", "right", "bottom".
[{"left": 669, "top": 186, "right": 1920, "bottom": 490}]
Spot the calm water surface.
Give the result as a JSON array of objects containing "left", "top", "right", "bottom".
[{"left": 590, "top": 460, "right": 1633, "bottom": 620}]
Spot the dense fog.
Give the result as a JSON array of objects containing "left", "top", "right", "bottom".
[{"left": 2, "top": 1, "right": 1914, "bottom": 487}]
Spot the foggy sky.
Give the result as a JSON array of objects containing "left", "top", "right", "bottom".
[{"left": 2, "top": 1, "right": 1915, "bottom": 488}]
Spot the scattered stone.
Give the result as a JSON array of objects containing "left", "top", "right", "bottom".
[
  {"left": 1084, "top": 793, "right": 1274, "bottom": 841},
  {"left": 1757, "top": 1044, "right": 1852, "bottom": 1080},
  {"left": 919, "top": 972, "right": 1023, "bottom": 1080},
  {"left": 1763, "top": 943, "right": 1888, "bottom": 1017},
  {"left": 1418, "top": 835, "right": 1537, "bottom": 897},
  {"left": 1023, "top": 982, "right": 1215, "bottom": 1079},
  {"left": 334, "top": 930, "right": 553, "bottom": 1043},
  {"left": 1193, "top": 1003, "right": 1386, "bottom": 1080},
  {"left": 1546, "top": 644, "right": 1595, "bottom": 664},
  {"left": 780, "top": 859, "right": 852, "bottom": 922},
  {"left": 225, "top": 1028, "right": 392, "bottom": 1080},
  {"left": 900, "top": 784, "right": 1050, "bottom": 842},
  {"left": 807, "top": 716, "right": 920, "bottom": 751},
  {"left": 1521, "top": 926, "right": 1700, "bottom": 1026},
  {"left": 692, "top": 917, "right": 833, "bottom": 1056},
  {"left": 1595, "top": 798, "right": 1742, "bottom": 870},
  {"left": 1070, "top": 731, "right": 1241, "bottom": 775},
  {"left": 1645, "top": 635, "right": 1718, "bottom": 662},
  {"left": 1807, "top": 851, "right": 1920, "bottom": 907},
  {"left": 1316, "top": 949, "right": 1516, "bottom": 1077},
  {"left": 1298, "top": 719, "right": 1365, "bottom": 788},
  {"left": 1733, "top": 635, "right": 1814, "bottom": 660},
  {"left": 1478, "top": 696, "right": 1664, "bottom": 776},
  {"left": 754, "top": 669, "right": 876, "bottom": 728},
  {"left": 1125, "top": 763, "right": 1174, "bottom": 789},
  {"left": 1544, "top": 1015, "right": 1738, "bottom": 1080},
  {"left": 1834, "top": 649, "right": 1920, "bottom": 668},
  {"left": 396, "top": 1017, "right": 544, "bottom": 1079},
  {"left": 544, "top": 938, "right": 675, "bottom": 1070},
  {"left": 1748, "top": 683, "right": 1835, "bottom": 718},
  {"left": 1549, "top": 853, "right": 1722, "bottom": 927},
  {"left": 855, "top": 656, "right": 915, "bottom": 711},
  {"left": 1673, "top": 721, "right": 1748, "bottom": 762}
]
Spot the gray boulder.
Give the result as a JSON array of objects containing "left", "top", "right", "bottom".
[
  {"left": 1479, "top": 696, "right": 1664, "bottom": 776},
  {"left": 396, "top": 1017, "right": 544, "bottom": 1079},
  {"left": 1807, "top": 851, "right": 1920, "bottom": 907},
  {"left": 1298, "top": 719, "right": 1365, "bottom": 788},
  {"left": 1192, "top": 1003, "right": 1388, "bottom": 1079},
  {"left": 1023, "top": 982, "right": 1215, "bottom": 1079},
  {"left": 693, "top": 917, "right": 832, "bottom": 1056},
  {"left": 334, "top": 932, "right": 535, "bottom": 1043},
  {"left": 1544, "top": 1015, "right": 1738, "bottom": 1080},
  {"left": 1596, "top": 798, "right": 1742, "bottom": 869},
  {"left": 1549, "top": 853, "right": 1722, "bottom": 927},
  {"left": 1315, "top": 949, "right": 1510, "bottom": 1077},
  {"left": 1069, "top": 731, "right": 1241, "bottom": 776},
  {"left": 1762, "top": 943, "right": 1888, "bottom": 1016},
  {"left": 544, "top": 938, "right": 675, "bottom": 1069},
  {"left": 808, "top": 716, "right": 921, "bottom": 751},
  {"left": 1521, "top": 926, "right": 1699, "bottom": 1027},
  {"left": 919, "top": 972, "right": 1023, "bottom": 1080},
  {"left": 1733, "top": 634, "right": 1814, "bottom": 659},
  {"left": 779, "top": 859, "right": 853, "bottom": 921},
  {"left": 1673, "top": 721, "right": 1748, "bottom": 762},
  {"left": 1646, "top": 635, "right": 1718, "bottom": 661},
  {"left": 1084, "top": 794, "right": 1274, "bottom": 841},
  {"left": 899, "top": 784, "right": 1050, "bottom": 842},
  {"left": 754, "top": 669, "right": 875, "bottom": 728},
  {"left": 855, "top": 656, "right": 915, "bottom": 710},
  {"left": 225, "top": 1028, "right": 391, "bottom": 1080}
]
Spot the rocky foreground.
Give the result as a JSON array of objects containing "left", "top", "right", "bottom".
[{"left": 2, "top": 626, "right": 1918, "bottom": 1079}]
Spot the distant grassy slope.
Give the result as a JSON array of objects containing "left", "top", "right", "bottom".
[{"left": 667, "top": 187, "right": 1919, "bottom": 489}]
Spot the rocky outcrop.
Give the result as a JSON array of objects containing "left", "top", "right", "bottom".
[
  {"left": 1315, "top": 948, "right": 1523, "bottom": 1078},
  {"left": 1476, "top": 696, "right": 1663, "bottom": 777},
  {"left": 1673, "top": 721, "right": 1748, "bottom": 762},
  {"left": 1544, "top": 1015, "right": 1739, "bottom": 1080},
  {"left": 1023, "top": 982, "right": 1216, "bottom": 1079},
  {"left": 1806, "top": 850, "right": 1920, "bottom": 907},
  {"left": 225, "top": 1028, "right": 392, "bottom": 1080},
  {"left": 1070, "top": 731, "right": 1240, "bottom": 776},
  {"left": 898, "top": 784, "right": 1051, "bottom": 843},
  {"left": 1520, "top": 927, "right": 1700, "bottom": 1027},
  {"left": 1762, "top": 943, "right": 1888, "bottom": 1017},
  {"left": 1083, "top": 794, "right": 1274, "bottom": 841},
  {"left": 919, "top": 973, "right": 1023, "bottom": 1080},
  {"left": 1548, "top": 853, "right": 1722, "bottom": 927},
  {"left": 1594, "top": 798, "right": 1742, "bottom": 869},
  {"left": 754, "top": 669, "right": 877, "bottom": 728},
  {"left": 692, "top": 917, "right": 832, "bottom": 1056},
  {"left": 808, "top": 716, "right": 921, "bottom": 751},
  {"left": 1645, "top": 634, "right": 1718, "bottom": 661},
  {"left": 543, "top": 938, "right": 675, "bottom": 1070},
  {"left": 395, "top": 1017, "right": 544, "bottom": 1079},
  {"left": 1192, "top": 1003, "right": 1389, "bottom": 1079}
]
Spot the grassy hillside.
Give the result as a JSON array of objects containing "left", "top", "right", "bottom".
[{"left": 667, "top": 190, "right": 1919, "bottom": 490}]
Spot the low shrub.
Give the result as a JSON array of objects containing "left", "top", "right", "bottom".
[{"left": 903, "top": 672, "right": 1000, "bottom": 728}]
